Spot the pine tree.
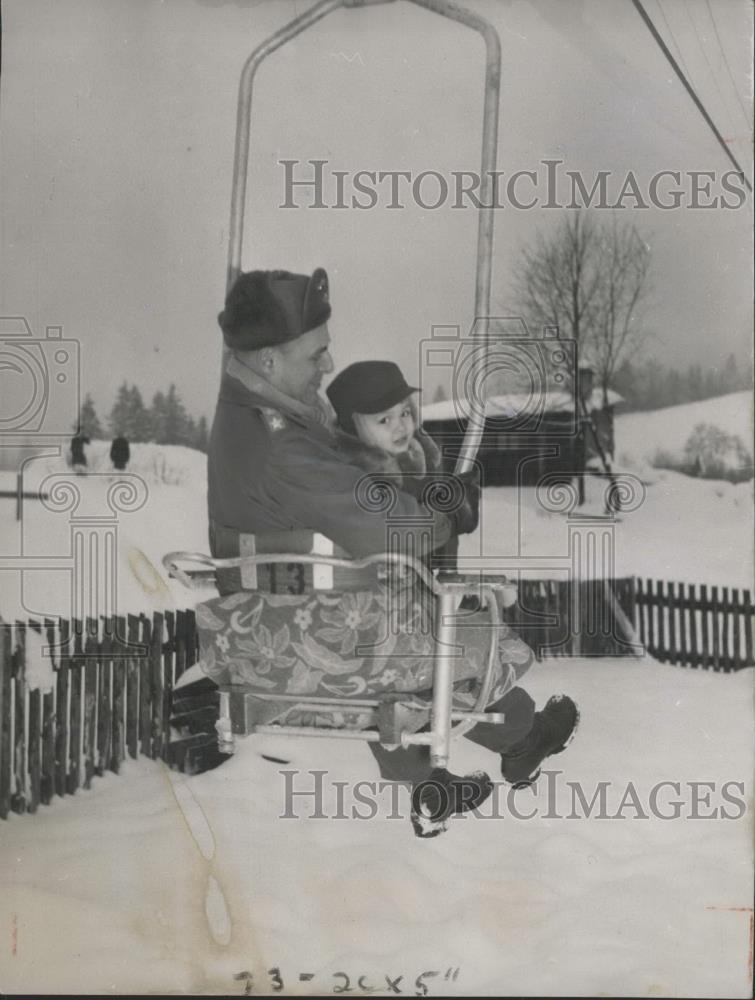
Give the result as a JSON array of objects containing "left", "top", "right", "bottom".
[
  {"left": 149, "top": 390, "right": 169, "bottom": 444},
  {"left": 109, "top": 382, "right": 131, "bottom": 437},
  {"left": 184, "top": 415, "right": 197, "bottom": 448},
  {"left": 687, "top": 364, "right": 704, "bottom": 401},
  {"left": 79, "top": 393, "right": 103, "bottom": 438},
  {"left": 194, "top": 415, "right": 209, "bottom": 452},
  {"left": 109, "top": 383, "right": 151, "bottom": 441},
  {"left": 722, "top": 354, "right": 740, "bottom": 394},
  {"left": 163, "top": 384, "right": 192, "bottom": 445},
  {"left": 149, "top": 384, "right": 193, "bottom": 445},
  {"left": 127, "top": 385, "right": 151, "bottom": 442}
]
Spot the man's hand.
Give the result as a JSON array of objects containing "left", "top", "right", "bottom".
[
  {"left": 420, "top": 466, "right": 481, "bottom": 537},
  {"left": 451, "top": 467, "right": 481, "bottom": 536}
]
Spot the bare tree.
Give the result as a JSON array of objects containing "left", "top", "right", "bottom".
[
  {"left": 512, "top": 210, "right": 651, "bottom": 403},
  {"left": 590, "top": 215, "right": 651, "bottom": 406}
]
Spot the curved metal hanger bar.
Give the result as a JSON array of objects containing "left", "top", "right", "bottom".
[{"left": 225, "top": 0, "right": 502, "bottom": 472}]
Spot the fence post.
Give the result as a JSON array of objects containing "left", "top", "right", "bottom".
[
  {"left": 83, "top": 619, "right": 98, "bottom": 789},
  {"left": 139, "top": 615, "right": 152, "bottom": 757},
  {"left": 699, "top": 584, "right": 710, "bottom": 669},
  {"left": 637, "top": 577, "right": 645, "bottom": 648},
  {"left": 151, "top": 612, "right": 165, "bottom": 760},
  {"left": 12, "top": 623, "right": 27, "bottom": 814},
  {"left": 96, "top": 619, "right": 114, "bottom": 777},
  {"left": 67, "top": 621, "right": 83, "bottom": 794},
  {"left": 111, "top": 616, "right": 126, "bottom": 774},
  {"left": 710, "top": 587, "right": 720, "bottom": 671},
  {"left": 667, "top": 582, "right": 677, "bottom": 665},
  {"left": 744, "top": 589, "right": 753, "bottom": 668},
  {"left": 0, "top": 624, "right": 12, "bottom": 819},
  {"left": 55, "top": 620, "right": 70, "bottom": 797},
  {"left": 28, "top": 688, "right": 41, "bottom": 813},
  {"left": 628, "top": 577, "right": 639, "bottom": 654},
  {"left": 722, "top": 586, "right": 732, "bottom": 671},
  {"left": 41, "top": 688, "right": 55, "bottom": 806},
  {"left": 175, "top": 610, "right": 188, "bottom": 682},
  {"left": 126, "top": 615, "right": 140, "bottom": 760},
  {"left": 688, "top": 583, "right": 699, "bottom": 668},
  {"left": 187, "top": 609, "right": 199, "bottom": 666},
  {"left": 655, "top": 580, "right": 666, "bottom": 663},
  {"left": 163, "top": 611, "right": 175, "bottom": 763},
  {"left": 643, "top": 577, "right": 653, "bottom": 657},
  {"left": 677, "top": 581, "right": 689, "bottom": 667}
]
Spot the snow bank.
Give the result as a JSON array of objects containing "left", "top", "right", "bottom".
[
  {"left": 0, "top": 657, "right": 751, "bottom": 996},
  {"left": 0, "top": 442, "right": 215, "bottom": 626},
  {"left": 615, "top": 390, "right": 753, "bottom": 471},
  {"left": 463, "top": 470, "right": 753, "bottom": 590}
]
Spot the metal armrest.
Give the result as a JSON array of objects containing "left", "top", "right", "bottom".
[
  {"left": 163, "top": 550, "right": 511, "bottom": 600},
  {"left": 163, "top": 548, "right": 442, "bottom": 594}
]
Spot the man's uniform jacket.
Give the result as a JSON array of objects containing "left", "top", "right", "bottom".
[{"left": 207, "top": 365, "right": 453, "bottom": 593}]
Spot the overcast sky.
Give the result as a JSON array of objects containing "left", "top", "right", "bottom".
[{"left": 1, "top": 0, "right": 752, "bottom": 424}]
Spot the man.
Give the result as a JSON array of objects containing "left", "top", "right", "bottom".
[
  {"left": 208, "top": 268, "right": 578, "bottom": 836},
  {"left": 70, "top": 431, "right": 90, "bottom": 475},
  {"left": 110, "top": 435, "right": 131, "bottom": 471}
]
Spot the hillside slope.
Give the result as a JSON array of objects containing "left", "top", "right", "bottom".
[{"left": 615, "top": 390, "right": 753, "bottom": 470}]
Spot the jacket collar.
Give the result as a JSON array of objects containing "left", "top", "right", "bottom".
[{"left": 224, "top": 353, "right": 332, "bottom": 428}]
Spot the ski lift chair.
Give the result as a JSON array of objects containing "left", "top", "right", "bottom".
[
  {"left": 164, "top": 0, "right": 510, "bottom": 769},
  {"left": 164, "top": 543, "right": 511, "bottom": 769}
]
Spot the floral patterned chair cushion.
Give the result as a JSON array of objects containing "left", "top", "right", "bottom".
[{"left": 195, "top": 583, "right": 535, "bottom": 728}]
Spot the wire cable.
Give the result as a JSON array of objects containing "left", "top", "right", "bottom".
[
  {"left": 631, "top": 0, "right": 752, "bottom": 193},
  {"left": 684, "top": 0, "right": 741, "bottom": 140},
  {"left": 704, "top": 0, "right": 751, "bottom": 129},
  {"left": 655, "top": 0, "right": 693, "bottom": 82}
]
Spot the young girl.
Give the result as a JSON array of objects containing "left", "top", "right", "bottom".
[
  {"left": 325, "top": 360, "right": 564, "bottom": 837},
  {"left": 325, "top": 359, "right": 443, "bottom": 483}
]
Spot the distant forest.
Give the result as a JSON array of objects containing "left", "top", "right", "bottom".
[
  {"left": 608, "top": 354, "right": 750, "bottom": 412},
  {"left": 77, "top": 383, "right": 209, "bottom": 452},
  {"left": 79, "top": 355, "right": 751, "bottom": 450}
]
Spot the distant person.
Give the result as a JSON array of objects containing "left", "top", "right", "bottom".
[
  {"left": 110, "top": 435, "right": 131, "bottom": 471},
  {"left": 70, "top": 432, "right": 90, "bottom": 475}
]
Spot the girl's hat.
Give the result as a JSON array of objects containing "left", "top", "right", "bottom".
[{"left": 326, "top": 361, "right": 419, "bottom": 433}]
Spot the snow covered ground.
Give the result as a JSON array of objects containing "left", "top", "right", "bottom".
[
  {"left": 0, "top": 440, "right": 217, "bottom": 624},
  {"left": 614, "top": 390, "right": 753, "bottom": 472},
  {"left": 460, "top": 467, "right": 753, "bottom": 590},
  {"left": 0, "top": 657, "right": 752, "bottom": 997}
]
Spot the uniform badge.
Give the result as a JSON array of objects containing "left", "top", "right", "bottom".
[{"left": 261, "top": 407, "right": 286, "bottom": 432}]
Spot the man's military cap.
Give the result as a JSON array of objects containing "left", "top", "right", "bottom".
[{"left": 218, "top": 268, "right": 331, "bottom": 351}]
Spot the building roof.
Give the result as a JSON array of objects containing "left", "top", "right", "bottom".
[{"left": 421, "top": 387, "right": 622, "bottom": 424}]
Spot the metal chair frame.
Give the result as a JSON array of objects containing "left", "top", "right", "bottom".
[
  {"left": 225, "top": 0, "right": 501, "bottom": 472},
  {"left": 164, "top": 550, "right": 510, "bottom": 768},
  {"left": 173, "top": 0, "right": 508, "bottom": 768}
]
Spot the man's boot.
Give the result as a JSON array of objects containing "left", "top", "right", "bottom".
[
  {"left": 500, "top": 695, "right": 579, "bottom": 788},
  {"left": 410, "top": 768, "right": 493, "bottom": 839}
]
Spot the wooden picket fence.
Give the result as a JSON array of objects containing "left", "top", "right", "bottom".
[
  {"left": 502, "top": 578, "right": 753, "bottom": 670},
  {"left": 0, "top": 611, "right": 225, "bottom": 820},
  {"left": 634, "top": 579, "right": 754, "bottom": 671},
  {"left": 501, "top": 577, "right": 639, "bottom": 659},
  {"left": 1, "top": 578, "right": 752, "bottom": 820}
]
